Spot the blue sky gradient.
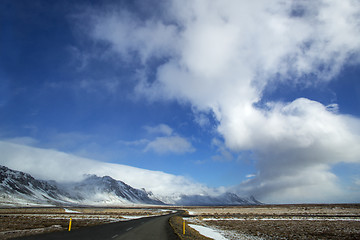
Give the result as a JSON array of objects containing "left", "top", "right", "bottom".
[{"left": 1, "top": 0, "right": 360, "bottom": 203}]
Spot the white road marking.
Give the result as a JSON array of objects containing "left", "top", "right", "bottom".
[
  {"left": 112, "top": 234, "right": 118, "bottom": 238},
  {"left": 126, "top": 227, "right": 133, "bottom": 231}
]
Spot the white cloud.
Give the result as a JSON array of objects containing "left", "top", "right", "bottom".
[
  {"left": 82, "top": 0, "right": 360, "bottom": 202},
  {"left": 90, "top": 9, "right": 179, "bottom": 64},
  {"left": 224, "top": 98, "right": 360, "bottom": 202},
  {"left": 144, "top": 124, "right": 173, "bottom": 136},
  {"left": 246, "top": 174, "right": 256, "bottom": 179},
  {"left": 143, "top": 124, "right": 195, "bottom": 154},
  {"left": 144, "top": 136, "right": 195, "bottom": 154},
  {"left": 211, "top": 138, "right": 234, "bottom": 162},
  {"left": 119, "top": 124, "right": 195, "bottom": 155},
  {"left": 238, "top": 165, "right": 344, "bottom": 203},
  {"left": 0, "top": 141, "right": 205, "bottom": 197},
  {"left": 355, "top": 178, "right": 360, "bottom": 187},
  {"left": 194, "top": 113, "right": 210, "bottom": 127}
]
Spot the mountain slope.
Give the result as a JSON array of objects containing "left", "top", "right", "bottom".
[
  {"left": 0, "top": 165, "right": 261, "bottom": 206},
  {"left": 0, "top": 165, "right": 163, "bottom": 206},
  {"left": 175, "top": 192, "right": 260, "bottom": 206},
  {"left": 0, "top": 165, "right": 71, "bottom": 206},
  {"left": 58, "top": 175, "right": 164, "bottom": 205}
]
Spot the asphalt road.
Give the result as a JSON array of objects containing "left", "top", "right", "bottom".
[{"left": 15, "top": 213, "right": 180, "bottom": 240}]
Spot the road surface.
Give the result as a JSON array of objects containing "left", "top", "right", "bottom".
[{"left": 15, "top": 213, "right": 180, "bottom": 240}]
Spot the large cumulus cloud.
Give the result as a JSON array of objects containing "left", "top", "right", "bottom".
[{"left": 82, "top": 0, "right": 360, "bottom": 202}]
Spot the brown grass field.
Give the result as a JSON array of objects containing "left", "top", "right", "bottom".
[
  {"left": 0, "top": 207, "right": 173, "bottom": 239},
  {"left": 182, "top": 204, "right": 360, "bottom": 240},
  {"left": 0, "top": 204, "right": 359, "bottom": 239}
]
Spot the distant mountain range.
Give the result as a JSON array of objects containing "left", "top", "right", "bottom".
[{"left": 0, "top": 165, "right": 260, "bottom": 207}]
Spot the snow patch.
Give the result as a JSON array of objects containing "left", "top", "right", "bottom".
[
  {"left": 201, "top": 217, "right": 360, "bottom": 221},
  {"left": 188, "top": 224, "right": 228, "bottom": 240},
  {"left": 64, "top": 208, "right": 81, "bottom": 213},
  {"left": 120, "top": 215, "right": 151, "bottom": 220}
]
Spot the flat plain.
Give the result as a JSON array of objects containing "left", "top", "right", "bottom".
[
  {"left": 0, "top": 204, "right": 359, "bottom": 239},
  {"left": 183, "top": 204, "right": 360, "bottom": 239},
  {"left": 0, "top": 207, "right": 173, "bottom": 239}
]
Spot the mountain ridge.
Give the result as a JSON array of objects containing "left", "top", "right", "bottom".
[{"left": 0, "top": 165, "right": 261, "bottom": 206}]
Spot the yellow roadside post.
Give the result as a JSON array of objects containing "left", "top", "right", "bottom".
[
  {"left": 183, "top": 219, "right": 185, "bottom": 235},
  {"left": 68, "top": 218, "right": 72, "bottom": 231}
]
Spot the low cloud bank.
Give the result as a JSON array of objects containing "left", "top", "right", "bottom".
[
  {"left": 0, "top": 141, "right": 209, "bottom": 197},
  {"left": 225, "top": 98, "right": 360, "bottom": 202}
]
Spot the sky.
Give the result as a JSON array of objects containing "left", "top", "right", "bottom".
[{"left": 1, "top": 0, "right": 360, "bottom": 203}]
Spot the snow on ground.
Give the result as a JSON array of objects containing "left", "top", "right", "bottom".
[
  {"left": 188, "top": 224, "right": 228, "bottom": 240},
  {"left": 120, "top": 215, "right": 151, "bottom": 220},
  {"left": 200, "top": 217, "right": 360, "bottom": 221},
  {"left": 159, "top": 209, "right": 177, "bottom": 213},
  {"left": 0, "top": 193, "right": 55, "bottom": 207},
  {"left": 64, "top": 208, "right": 81, "bottom": 213},
  {"left": 185, "top": 215, "right": 360, "bottom": 240},
  {"left": 187, "top": 221, "right": 264, "bottom": 240}
]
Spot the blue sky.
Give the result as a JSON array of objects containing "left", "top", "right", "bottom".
[{"left": 1, "top": 0, "right": 360, "bottom": 203}]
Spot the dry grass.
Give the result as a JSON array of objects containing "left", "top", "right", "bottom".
[
  {"left": 184, "top": 204, "right": 360, "bottom": 216},
  {"left": 0, "top": 207, "right": 172, "bottom": 239},
  {"left": 2, "top": 205, "right": 359, "bottom": 239},
  {"left": 0, "top": 214, "right": 115, "bottom": 239},
  {"left": 183, "top": 204, "right": 360, "bottom": 240},
  {"left": 206, "top": 219, "right": 360, "bottom": 240}
]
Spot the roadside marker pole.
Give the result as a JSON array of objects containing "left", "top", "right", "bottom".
[
  {"left": 183, "top": 219, "right": 185, "bottom": 235},
  {"left": 68, "top": 218, "right": 72, "bottom": 231}
]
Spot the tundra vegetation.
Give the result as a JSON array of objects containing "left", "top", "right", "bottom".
[
  {"left": 0, "top": 207, "right": 173, "bottom": 239},
  {"left": 0, "top": 205, "right": 359, "bottom": 239},
  {"left": 180, "top": 204, "right": 360, "bottom": 240}
]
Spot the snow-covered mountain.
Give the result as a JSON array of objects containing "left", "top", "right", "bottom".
[
  {"left": 56, "top": 175, "right": 163, "bottom": 205},
  {"left": 0, "top": 165, "right": 72, "bottom": 206},
  {"left": 0, "top": 165, "right": 163, "bottom": 206},
  {"left": 0, "top": 165, "right": 261, "bottom": 206},
  {"left": 175, "top": 192, "right": 261, "bottom": 206}
]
